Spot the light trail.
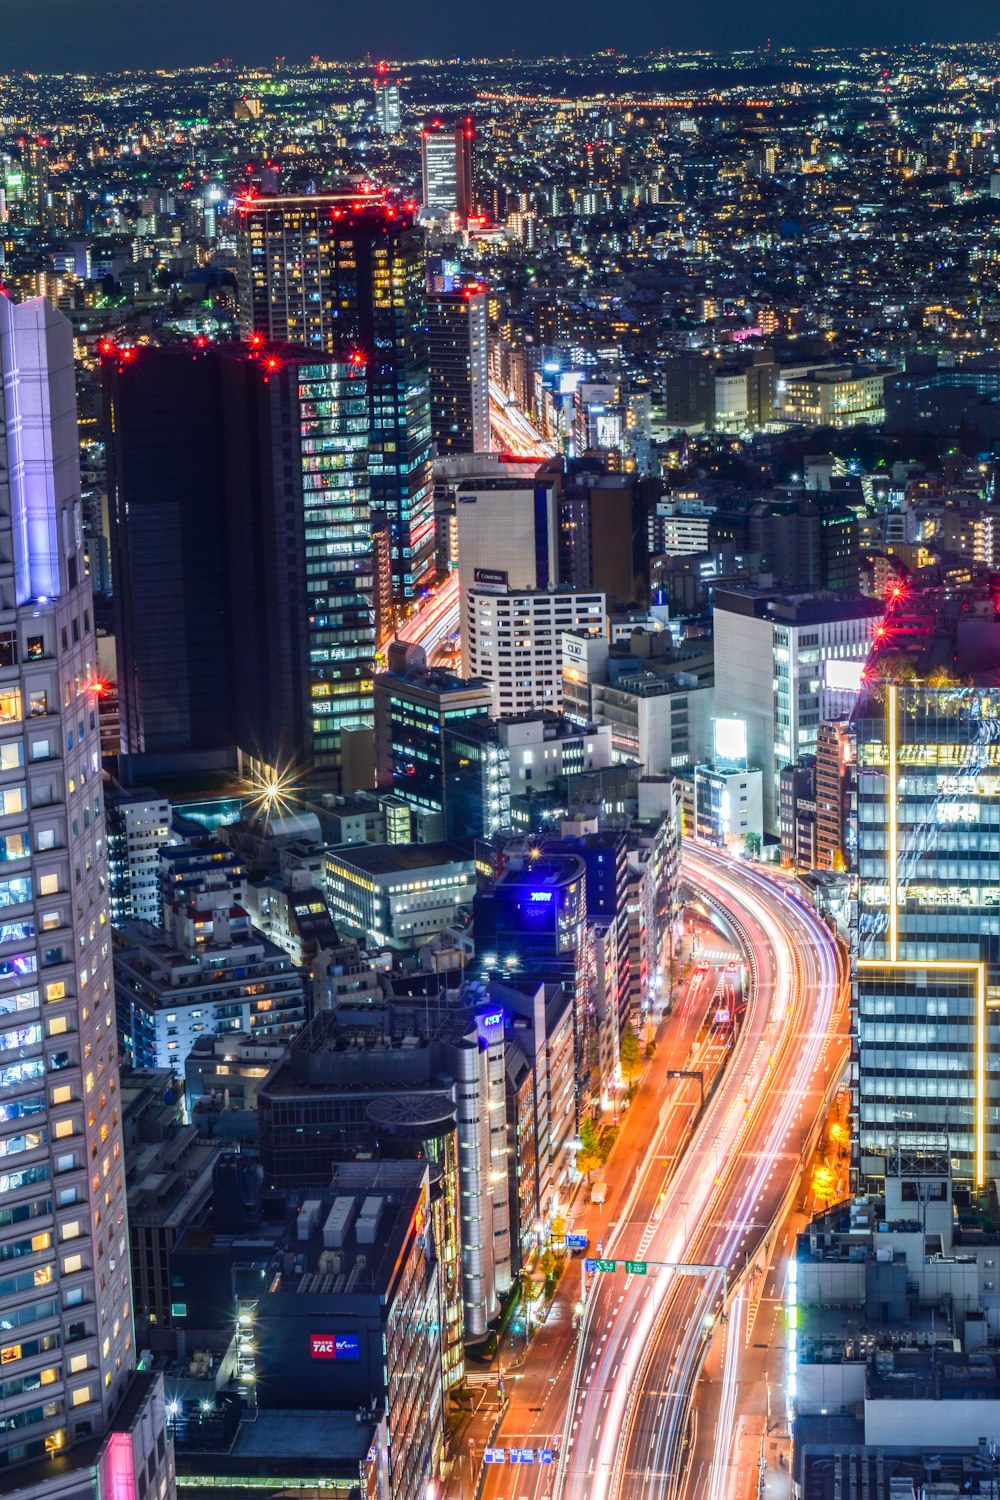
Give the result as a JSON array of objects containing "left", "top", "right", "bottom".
[
  {"left": 556, "top": 843, "right": 847, "bottom": 1500},
  {"left": 488, "top": 379, "right": 557, "bottom": 459},
  {"left": 391, "top": 572, "right": 460, "bottom": 659}
]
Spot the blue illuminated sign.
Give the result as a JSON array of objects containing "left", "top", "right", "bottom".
[
  {"left": 529, "top": 890, "right": 553, "bottom": 903},
  {"left": 478, "top": 1011, "right": 504, "bottom": 1029}
]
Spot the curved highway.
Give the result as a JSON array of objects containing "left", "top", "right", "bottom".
[{"left": 556, "top": 843, "right": 848, "bottom": 1500}]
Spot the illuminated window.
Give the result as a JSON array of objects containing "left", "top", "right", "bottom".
[
  {"left": 1, "top": 788, "right": 25, "bottom": 817},
  {"left": 39, "top": 873, "right": 58, "bottom": 898},
  {"left": 63, "top": 1254, "right": 83, "bottom": 1275},
  {"left": 71, "top": 1384, "right": 91, "bottom": 1407}
]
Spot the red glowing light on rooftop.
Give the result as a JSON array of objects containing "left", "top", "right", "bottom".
[{"left": 249, "top": 333, "right": 264, "bottom": 347}]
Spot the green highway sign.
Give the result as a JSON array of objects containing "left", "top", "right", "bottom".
[
  {"left": 625, "top": 1261, "right": 647, "bottom": 1275},
  {"left": 596, "top": 1259, "right": 617, "bottom": 1273}
]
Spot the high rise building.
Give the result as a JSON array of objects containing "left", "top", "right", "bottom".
[
  {"left": 19, "top": 135, "right": 50, "bottom": 228},
  {"left": 815, "top": 719, "right": 851, "bottom": 871},
  {"left": 465, "top": 586, "right": 606, "bottom": 715},
  {"left": 0, "top": 296, "right": 170, "bottom": 1488},
  {"left": 373, "top": 653, "right": 495, "bottom": 839},
  {"left": 420, "top": 119, "right": 475, "bottom": 224},
  {"left": 222, "top": 351, "right": 375, "bottom": 783},
  {"left": 426, "top": 288, "right": 490, "bottom": 455},
  {"left": 713, "top": 588, "right": 882, "bottom": 833},
  {"left": 105, "top": 346, "right": 233, "bottom": 765},
  {"left": 853, "top": 593, "right": 1000, "bottom": 1188},
  {"left": 105, "top": 787, "right": 172, "bottom": 925},
  {"left": 455, "top": 467, "right": 562, "bottom": 670},
  {"left": 106, "top": 344, "right": 376, "bottom": 786},
  {"left": 374, "top": 65, "right": 402, "bottom": 134},
  {"left": 475, "top": 850, "right": 593, "bottom": 1116},
  {"left": 236, "top": 195, "right": 434, "bottom": 600}
]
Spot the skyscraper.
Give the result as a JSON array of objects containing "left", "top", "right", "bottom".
[
  {"left": 106, "top": 343, "right": 376, "bottom": 786},
  {"left": 854, "top": 628, "right": 1000, "bottom": 1188},
  {"left": 19, "top": 136, "right": 50, "bottom": 228},
  {"left": 236, "top": 195, "right": 434, "bottom": 600},
  {"left": 105, "top": 346, "right": 233, "bottom": 764},
  {"left": 420, "top": 119, "right": 475, "bottom": 224},
  {"left": 374, "top": 64, "right": 402, "bottom": 134},
  {"left": 426, "top": 287, "right": 490, "bottom": 455},
  {"left": 0, "top": 296, "right": 158, "bottom": 1483}
]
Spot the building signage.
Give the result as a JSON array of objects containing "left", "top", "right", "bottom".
[
  {"left": 310, "top": 1333, "right": 360, "bottom": 1360},
  {"left": 474, "top": 566, "right": 509, "bottom": 589},
  {"left": 478, "top": 1011, "right": 504, "bottom": 1029},
  {"left": 529, "top": 890, "right": 553, "bottom": 903}
]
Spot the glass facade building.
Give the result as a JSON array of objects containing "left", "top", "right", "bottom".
[
  {"left": 854, "top": 679, "right": 1000, "bottom": 1186},
  {"left": 296, "top": 363, "right": 375, "bottom": 769},
  {"left": 236, "top": 196, "right": 434, "bottom": 601}
]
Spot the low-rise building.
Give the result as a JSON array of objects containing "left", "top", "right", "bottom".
[
  {"left": 776, "top": 363, "right": 897, "bottom": 428},
  {"left": 241, "top": 879, "right": 338, "bottom": 966},
  {"left": 114, "top": 902, "right": 307, "bottom": 1069},
  {"left": 324, "top": 841, "right": 476, "bottom": 950}
]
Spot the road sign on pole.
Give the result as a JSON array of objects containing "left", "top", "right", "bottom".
[{"left": 625, "top": 1260, "right": 647, "bottom": 1275}]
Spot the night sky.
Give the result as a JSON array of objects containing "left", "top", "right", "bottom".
[{"left": 3, "top": 0, "right": 996, "bottom": 72}]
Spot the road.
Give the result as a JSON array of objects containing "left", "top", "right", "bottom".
[
  {"left": 550, "top": 844, "right": 846, "bottom": 1500},
  {"left": 391, "top": 571, "right": 460, "bottom": 663},
  {"left": 467, "top": 952, "right": 736, "bottom": 1500},
  {"left": 489, "top": 380, "right": 557, "bottom": 460}
]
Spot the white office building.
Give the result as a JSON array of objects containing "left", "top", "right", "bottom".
[
  {"left": 713, "top": 588, "right": 883, "bottom": 833},
  {"left": 465, "top": 587, "right": 606, "bottom": 716},
  {"left": 456, "top": 471, "right": 560, "bottom": 669}
]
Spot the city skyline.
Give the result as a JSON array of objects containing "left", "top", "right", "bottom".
[
  {"left": 3, "top": 5, "right": 998, "bottom": 72},
  {"left": 3, "top": 23, "right": 1000, "bottom": 1497}
]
